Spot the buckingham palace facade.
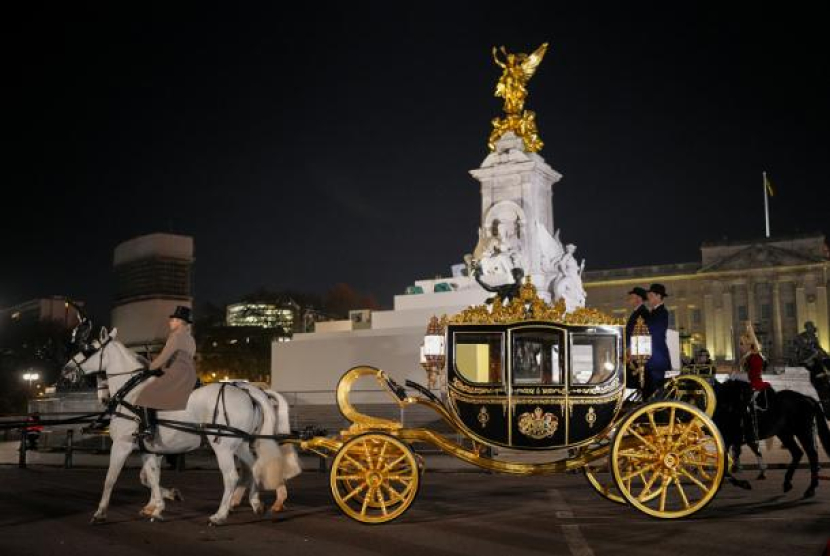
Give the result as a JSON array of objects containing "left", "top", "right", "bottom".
[{"left": 583, "top": 233, "right": 830, "bottom": 364}]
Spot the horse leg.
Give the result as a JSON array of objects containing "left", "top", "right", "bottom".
[
  {"left": 229, "top": 458, "right": 248, "bottom": 511},
  {"left": 797, "top": 425, "right": 820, "bottom": 499},
  {"left": 748, "top": 442, "right": 767, "bottom": 480},
  {"left": 779, "top": 433, "right": 803, "bottom": 493},
  {"left": 138, "top": 454, "right": 166, "bottom": 521},
  {"left": 729, "top": 444, "right": 743, "bottom": 474},
  {"left": 91, "top": 439, "right": 133, "bottom": 524},
  {"left": 272, "top": 484, "right": 288, "bottom": 515},
  {"left": 141, "top": 462, "right": 184, "bottom": 504},
  {"left": 234, "top": 445, "right": 263, "bottom": 515},
  {"left": 725, "top": 441, "right": 752, "bottom": 490},
  {"left": 208, "top": 447, "right": 240, "bottom": 526}
]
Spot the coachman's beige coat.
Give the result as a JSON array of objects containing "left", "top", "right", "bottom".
[{"left": 135, "top": 327, "right": 197, "bottom": 410}]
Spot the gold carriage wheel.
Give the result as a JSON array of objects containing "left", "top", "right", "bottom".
[
  {"left": 610, "top": 400, "right": 725, "bottom": 519},
  {"left": 664, "top": 375, "right": 717, "bottom": 417},
  {"left": 330, "top": 433, "right": 420, "bottom": 524},
  {"left": 583, "top": 460, "right": 627, "bottom": 505}
]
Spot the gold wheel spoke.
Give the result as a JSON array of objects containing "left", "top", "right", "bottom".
[
  {"left": 343, "top": 454, "right": 366, "bottom": 471},
  {"left": 671, "top": 419, "right": 703, "bottom": 450},
  {"left": 659, "top": 477, "right": 670, "bottom": 512},
  {"left": 617, "top": 449, "right": 655, "bottom": 460},
  {"left": 377, "top": 488, "right": 388, "bottom": 516},
  {"left": 382, "top": 483, "right": 406, "bottom": 503},
  {"left": 638, "top": 469, "right": 660, "bottom": 500},
  {"left": 628, "top": 428, "right": 659, "bottom": 452},
  {"left": 362, "top": 441, "right": 374, "bottom": 470},
  {"left": 385, "top": 453, "right": 408, "bottom": 470},
  {"left": 678, "top": 440, "right": 713, "bottom": 456},
  {"left": 675, "top": 477, "right": 691, "bottom": 509},
  {"left": 679, "top": 467, "right": 710, "bottom": 493},
  {"left": 668, "top": 407, "right": 676, "bottom": 437},
  {"left": 620, "top": 462, "right": 658, "bottom": 483},
  {"left": 647, "top": 411, "right": 660, "bottom": 437},
  {"left": 378, "top": 440, "right": 389, "bottom": 463},
  {"left": 335, "top": 474, "right": 362, "bottom": 481},
  {"left": 361, "top": 487, "right": 374, "bottom": 516},
  {"left": 342, "top": 483, "right": 367, "bottom": 502}
]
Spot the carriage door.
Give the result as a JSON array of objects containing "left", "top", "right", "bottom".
[{"left": 509, "top": 326, "right": 568, "bottom": 449}]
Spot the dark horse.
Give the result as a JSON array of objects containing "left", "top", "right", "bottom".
[{"left": 713, "top": 380, "right": 830, "bottom": 498}]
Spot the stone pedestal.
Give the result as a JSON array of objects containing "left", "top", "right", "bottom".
[{"left": 469, "top": 132, "right": 562, "bottom": 281}]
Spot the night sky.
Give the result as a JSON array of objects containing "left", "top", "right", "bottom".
[{"left": 4, "top": 4, "right": 829, "bottom": 322}]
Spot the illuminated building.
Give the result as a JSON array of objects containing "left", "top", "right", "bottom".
[{"left": 583, "top": 233, "right": 830, "bottom": 363}]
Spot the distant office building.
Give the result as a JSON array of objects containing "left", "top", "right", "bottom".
[
  {"left": 0, "top": 296, "right": 82, "bottom": 329},
  {"left": 583, "top": 233, "right": 830, "bottom": 364},
  {"left": 226, "top": 300, "right": 297, "bottom": 333},
  {"left": 111, "top": 233, "right": 194, "bottom": 353}
]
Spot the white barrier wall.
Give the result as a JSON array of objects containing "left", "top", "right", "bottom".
[{"left": 272, "top": 326, "right": 429, "bottom": 405}]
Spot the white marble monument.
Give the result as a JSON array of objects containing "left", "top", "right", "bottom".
[
  {"left": 272, "top": 132, "right": 589, "bottom": 400},
  {"left": 410, "top": 131, "right": 586, "bottom": 313}
]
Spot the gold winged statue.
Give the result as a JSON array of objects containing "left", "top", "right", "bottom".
[{"left": 488, "top": 42, "right": 548, "bottom": 153}]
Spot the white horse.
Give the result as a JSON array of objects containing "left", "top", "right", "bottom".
[
  {"left": 69, "top": 327, "right": 290, "bottom": 525},
  {"left": 230, "top": 388, "right": 302, "bottom": 513}
]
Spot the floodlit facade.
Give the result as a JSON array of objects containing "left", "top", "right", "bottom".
[{"left": 583, "top": 233, "right": 830, "bottom": 364}]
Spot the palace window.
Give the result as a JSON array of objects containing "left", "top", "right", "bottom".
[
  {"left": 737, "top": 305, "right": 748, "bottom": 321},
  {"left": 785, "top": 302, "right": 796, "bottom": 318}
]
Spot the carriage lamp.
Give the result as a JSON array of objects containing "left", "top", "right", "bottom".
[
  {"left": 420, "top": 316, "right": 446, "bottom": 389},
  {"left": 603, "top": 352, "right": 615, "bottom": 372},
  {"left": 629, "top": 316, "right": 652, "bottom": 388}
]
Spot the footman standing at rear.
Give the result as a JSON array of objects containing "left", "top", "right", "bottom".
[{"left": 644, "top": 284, "right": 671, "bottom": 398}]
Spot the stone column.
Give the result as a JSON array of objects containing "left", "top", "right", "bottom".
[
  {"left": 795, "top": 285, "right": 807, "bottom": 331},
  {"left": 771, "top": 281, "right": 784, "bottom": 362},
  {"left": 817, "top": 285, "right": 829, "bottom": 351},
  {"left": 704, "top": 293, "right": 716, "bottom": 357},
  {"left": 746, "top": 278, "right": 756, "bottom": 324},
  {"left": 722, "top": 289, "right": 734, "bottom": 361}
]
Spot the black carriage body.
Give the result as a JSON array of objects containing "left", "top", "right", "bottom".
[{"left": 446, "top": 321, "right": 625, "bottom": 450}]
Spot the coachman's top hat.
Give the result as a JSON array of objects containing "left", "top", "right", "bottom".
[
  {"left": 169, "top": 305, "right": 193, "bottom": 323},
  {"left": 627, "top": 287, "right": 648, "bottom": 301},
  {"left": 647, "top": 283, "right": 669, "bottom": 298}
]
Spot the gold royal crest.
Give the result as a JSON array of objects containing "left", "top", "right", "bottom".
[{"left": 518, "top": 407, "right": 559, "bottom": 439}]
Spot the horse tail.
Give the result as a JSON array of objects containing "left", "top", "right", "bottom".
[
  {"left": 239, "top": 385, "right": 285, "bottom": 491},
  {"left": 812, "top": 398, "right": 830, "bottom": 459},
  {"left": 266, "top": 390, "right": 302, "bottom": 480}
]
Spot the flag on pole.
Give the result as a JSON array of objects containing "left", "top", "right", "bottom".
[{"left": 764, "top": 173, "right": 775, "bottom": 197}]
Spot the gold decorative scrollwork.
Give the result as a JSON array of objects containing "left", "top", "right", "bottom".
[
  {"left": 449, "top": 278, "right": 622, "bottom": 326},
  {"left": 451, "top": 378, "right": 502, "bottom": 395},
  {"left": 517, "top": 407, "right": 559, "bottom": 439},
  {"left": 477, "top": 406, "right": 490, "bottom": 429},
  {"left": 586, "top": 406, "right": 597, "bottom": 429}
]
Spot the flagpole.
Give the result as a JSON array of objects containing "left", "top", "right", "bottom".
[{"left": 763, "top": 171, "right": 770, "bottom": 238}]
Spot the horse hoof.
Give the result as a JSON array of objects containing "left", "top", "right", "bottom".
[
  {"left": 252, "top": 504, "right": 265, "bottom": 516},
  {"left": 170, "top": 488, "right": 184, "bottom": 502},
  {"left": 208, "top": 516, "right": 225, "bottom": 527},
  {"left": 803, "top": 489, "right": 816, "bottom": 499},
  {"left": 149, "top": 515, "right": 165, "bottom": 523},
  {"left": 757, "top": 473, "right": 766, "bottom": 481},
  {"left": 90, "top": 515, "right": 106, "bottom": 525},
  {"left": 783, "top": 482, "right": 793, "bottom": 493}
]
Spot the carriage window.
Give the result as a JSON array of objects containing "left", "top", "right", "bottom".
[
  {"left": 454, "top": 333, "right": 503, "bottom": 384},
  {"left": 571, "top": 334, "right": 618, "bottom": 385},
  {"left": 512, "top": 330, "right": 563, "bottom": 385}
]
